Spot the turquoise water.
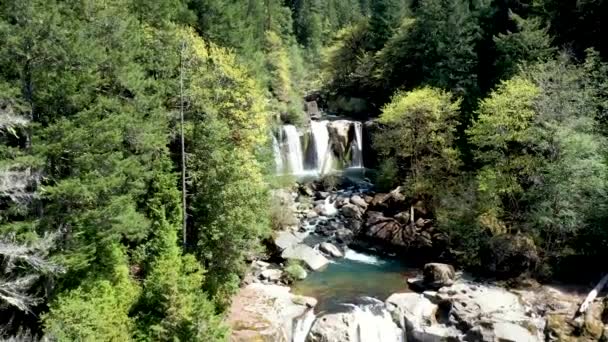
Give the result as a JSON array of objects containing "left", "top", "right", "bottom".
[{"left": 292, "top": 249, "right": 416, "bottom": 313}]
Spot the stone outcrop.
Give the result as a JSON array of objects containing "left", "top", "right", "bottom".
[
  {"left": 228, "top": 283, "right": 316, "bottom": 342},
  {"left": 327, "top": 120, "right": 352, "bottom": 157},
  {"left": 423, "top": 263, "right": 456, "bottom": 289},
  {"left": 307, "top": 299, "right": 403, "bottom": 342},
  {"left": 282, "top": 244, "right": 329, "bottom": 271},
  {"left": 319, "top": 242, "right": 343, "bottom": 258}
]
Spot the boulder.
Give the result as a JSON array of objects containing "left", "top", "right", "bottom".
[
  {"left": 228, "top": 283, "right": 316, "bottom": 342},
  {"left": 465, "top": 322, "right": 539, "bottom": 342},
  {"left": 423, "top": 263, "right": 456, "bottom": 289},
  {"left": 307, "top": 300, "right": 403, "bottom": 342},
  {"left": 319, "top": 242, "right": 343, "bottom": 258},
  {"left": 341, "top": 204, "right": 362, "bottom": 220},
  {"left": 306, "top": 312, "right": 354, "bottom": 342},
  {"left": 394, "top": 211, "right": 411, "bottom": 225},
  {"left": 335, "top": 228, "right": 354, "bottom": 244},
  {"left": 260, "top": 269, "right": 283, "bottom": 282},
  {"left": 386, "top": 293, "right": 461, "bottom": 342},
  {"left": 306, "top": 211, "right": 318, "bottom": 219},
  {"left": 274, "top": 231, "right": 303, "bottom": 251},
  {"left": 282, "top": 244, "right": 329, "bottom": 271},
  {"left": 440, "top": 282, "right": 544, "bottom": 341},
  {"left": 350, "top": 195, "right": 368, "bottom": 209},
  {"left": 327, "top": 120, "right": 352, "bottom": 157},
  {"left": 364, "top": 211, "right": 414, "bottom": 247}
]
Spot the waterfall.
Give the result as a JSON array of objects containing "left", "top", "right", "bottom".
[
  {"left": 351, "top": 121, "right": 363, "bottom": 168},
  {"left": 283, "top": 125, "right": 304, "bottom": 174},
  {"left": 293, "top": 308, "right": 315, "bottom": 342},
  {"left": 273, "top": 119, "right": 365, "bottom": 176},
  {"left": 309, "top": 120, "right": 333, "bottom": 175},
  {"left": 346, "top": 298, "right": 404, "bottom": 342},
  {"left": 272, "top": 136, "right": 283, "bottom": 173}
]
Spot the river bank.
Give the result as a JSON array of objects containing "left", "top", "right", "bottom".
[{"left": 227, "top": 174, "right": 608, "bottom": 341}]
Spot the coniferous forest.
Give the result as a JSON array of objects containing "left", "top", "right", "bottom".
[{"left": 1, "top": 0, "right": 608, "bottom": 340}]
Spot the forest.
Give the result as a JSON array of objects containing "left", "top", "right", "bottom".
[{"left": 1, "top": 0, "right": 607, "bottom": 340}]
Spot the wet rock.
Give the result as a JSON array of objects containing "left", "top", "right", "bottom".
[
  {"left": 319, "top": 242, "right": 343, "bottom": 258},
  {"left": 350, "top": 195, "right": 368, "bottom": 209},
  {"left": 317, "top": 191, "right": 330, "bottom": 200},
  {"left": 423, "top": 263, "right": 456, "bottom": 289},
  {"left": 341, "top": 204, "right": 362, "bottom": 220},
  {"left": 415, "top": 217, "right": 426, "bottom": 228},
  {"left": 335, "top": 228, "right": 354, "bottom": 244},
  {"left": 228, "top": 283, "right": 316, "bottom": 342},
  {"left": 282, "top": 244, "right": 329, "bottom": 271},
  {"left": 307, "top": 300, "right": 403, "bottom": 342},
  {"left": 407, "top": 277, "right": 426, "bottom": 292},
  {"left": 306, "top": 211, "right": 318, "bottom": 219},
  {"left": 327, "top": 120, "right": 352, "bottom": 157}
]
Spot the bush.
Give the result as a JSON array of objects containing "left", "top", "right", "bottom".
[{"left": 284, "top": 260, "right": 307, "bottom": 282}]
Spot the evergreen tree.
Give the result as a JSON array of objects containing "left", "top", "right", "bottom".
[
  {"left": 374, "top": 87, "right": 461, "bottom": 212},
  {"left": 493, "top": 12, "right": 555, "bottom": 82}
]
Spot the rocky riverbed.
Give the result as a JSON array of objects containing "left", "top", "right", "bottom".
[{"left": 228, "top": 177, "right": 608, "bottom": 342}]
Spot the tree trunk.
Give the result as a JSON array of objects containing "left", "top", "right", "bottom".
[{"left": 179, "top": 41, "right": 187, "bottom": 248}]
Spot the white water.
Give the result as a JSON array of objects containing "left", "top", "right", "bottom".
[
  {"left": 272, "top": 136, "right": 283, "bottom": 173},
  {"left": 351, "top": 121, "right": 363, "bottom": 168},
  {"left": 321, "top": 196, "right": 338, "bottom": 216},
  {"left": 274, "top": 119, "right": 364, "bottom": 176},
  {"left": 293, "top": 308, "right": 315, "bottom": 342},
  {"left": 344, "top": 298, "right": 404, "bottom": 342},
  {"left": 344, "top": 249, "right": 385, "bottom": 265},
  {"left": 283, "top": 125, "right": 304, "bottom": 174},
  {"left": 309, "top": 120, "right": 333, "bottom": 175}
]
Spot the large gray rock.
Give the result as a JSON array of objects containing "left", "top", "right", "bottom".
[
  {"left": 335, "top": 228, "right": 354, "bottom": 243},
  {"left": 282, "top": 244, "right": 329, "bottom": 271},
  {"left": 274, "top": 231, "right": 303, "bottom": 251},
  {"left": 440, "top": 282, "right": 544, "bottom": 341},
  {"left": 350, "top": 195, "right": 368, "bottom": 209},
  {"left": 386, "top": 293, "right": 460, "bottom": 342},
  {"left": 327, "top": 120, "right": 352, "bottom": 157},
  {"left": 341, "top": 204, "right": 362, "bottom": 220},
  {"left": 260, "top": 269, "right": 283, "bottom": 282},
  {"left": 319, "top": 242, "right": 343, "bottom": 258},
  {"left": 307, "top": 300, "right": 403, "bottom": 342},
  {"left": 423, "top": 263, "right": 456, "bottom": 289},
  {"left": 228, "top": 283, "right": 316, "bottom": 342}
]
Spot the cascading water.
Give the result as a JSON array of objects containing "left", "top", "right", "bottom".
[
  {"left": 351, "top": 121, "right": 363, "bottom": 168},
  {"left": 283, "top": 125, "right": 304, "bottom": 174},
  {"left": 309, "top": 120, "right": 333, "bottom": 175},
  {"left": 347, "top": 298, "right": 405, "bottom": 342},
  {"left": 292, "top": 308, "right": 316, "bottom": 342},
  {"left": 274, "top": 119, "right": 364, "bottom": 176}
]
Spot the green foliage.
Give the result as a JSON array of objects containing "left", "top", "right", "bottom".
[
  {"left": 284, "top": 260, "right": 307, "bottom": 282},
  {"left": 179, "top": 30, "right": 272, "bottom": 308},
  {"left": 137, "top": 233, "right": 227, "bottom": 341},
  {"left": 374, "top": 87, "right": 462, "bottom": 202},
  {"left": 494, "top": 12, "right": 555, "bottom": 82},
  {"left": 468, "top": 59, "right": 608, "bottom": 260},
  {"left": 43, "top": 246, "right": 139, "bottom": 341}
]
